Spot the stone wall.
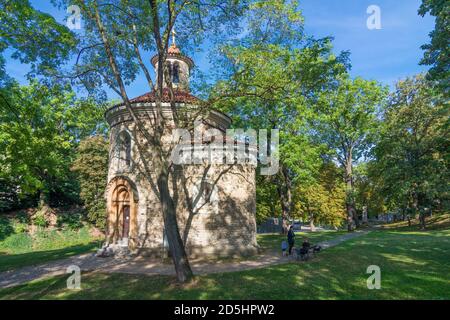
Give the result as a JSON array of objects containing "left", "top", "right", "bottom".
[{"left": 105, "top": 109, "right": 258, "bottom": 258}]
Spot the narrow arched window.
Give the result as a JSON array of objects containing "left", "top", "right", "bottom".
[
  {"left": 172, "top": 62, "right": 180, "bottom": 84},
  {"left": 115, "top": 131, "right": 131, "bottom": 171}
]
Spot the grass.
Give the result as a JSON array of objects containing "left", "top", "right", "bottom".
[
  {"left": 1, "top": 227, "right": 448, "bottom": 300},
  {"left": 0, "top": 225, "right": 102, "bottom": 272},
  {"left": 380, "top": 213, "right": 450, "bottom": 231}
]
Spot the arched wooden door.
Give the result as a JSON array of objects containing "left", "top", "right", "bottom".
[
  {"left": 106, "top": 177, "right": 138, "bottom": 249},
  {"left": 112, "top": 185, "right": 130, "bottom": 240}
]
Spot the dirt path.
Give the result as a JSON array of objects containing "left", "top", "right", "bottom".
[{"left": 0, "top": 230, "right": 369, "bottom": 288}]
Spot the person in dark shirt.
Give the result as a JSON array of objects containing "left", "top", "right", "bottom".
[
  {"left": 287, "top": 225, "right": 295, "bottom": 255},
  {"left": 300, "top": 237, "right": 310, "bottom": 256}
]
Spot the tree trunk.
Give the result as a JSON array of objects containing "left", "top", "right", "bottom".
[
  {"left": 412, "top": 191, "right": 426, "bottom": 230},
  {"left": 346, "top": 204, "right": 355, "bottom": 231},
  {"left": 38, "top": 189, "right": 48, "bottom": 209},
  {"left": 158, "top": 170, "right": 193, "bottom": 282},
  {"left": 344, "top": 155, "right": 355, "bottom": 231},
  {"left": 419, "top": 212, "right": 426, "bottom": 230},
  {"left": 353, "top": 210, "right": 360, "bottom": 227},
  {"left": 277, "top": 166, "right": 292, "bottom": 235},
  {"left": 276, "top": 183, "right": 289, "bottom": 234},
  {"left": 309, "top": 214, "right": 315, "bottom": 232},
  {"left": 92, "top": 2, "right": 193, "bottom": 283}
]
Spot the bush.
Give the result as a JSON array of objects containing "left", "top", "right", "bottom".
[
  {"left": 32, "top": 212, "right": 48, "bottom": 228},
  {"left": 12, "top": 221, "right": 28, "bottom": 233},
  {"left": 0, "top": 232, "right": 33, "bottom": 253},
  {"left": 72, "top": 135, "right": 109, "bottom": 229},
  {"left": 0, "top": 216, "right": 14, "bottom": 241},
  {"left": 57, "top": 211, "right": 84, "bottom": 230}
]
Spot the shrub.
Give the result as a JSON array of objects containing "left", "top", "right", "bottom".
[
  {"left": 32, "top": 211, "right": 48, "bottom": 228},
  {"left": 0, "top": 216, "right": 14, "bottom": 241},
  {"left": 57, "top": 212, "right": 84, "bottom": 230},
  {"left": 0, "top": 232, "right": 33, "bottom": 253},
  {"left": 12, "top": 221, "right": 28, "bottom": 233},
  {"left": 72, "top": 135, "right": 109, "bottom": 229}
]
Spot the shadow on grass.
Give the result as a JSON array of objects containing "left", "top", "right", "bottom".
[
  {"left": 0, "top": 241, "right": 101, "bottom": 273},
  {"left": 1, "top": 229, "right": 448, "bottom": 300}
]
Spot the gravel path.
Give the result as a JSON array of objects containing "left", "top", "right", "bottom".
[{"left": 0, "top": 230, "right": 369, "bottom": 288}]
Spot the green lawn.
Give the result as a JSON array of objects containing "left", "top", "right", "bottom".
[
  {"left": 1, "top": 228, "right": 448, "bottom": 300},
  {"left": 0, "top": 226, "right": 102, "bottom": 272}
]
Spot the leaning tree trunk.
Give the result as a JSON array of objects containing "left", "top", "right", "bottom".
[
  {"left": 158, "top": 170, "right": 193, "bottom": 282},
  {"left": 91, "top": 2, "right": 193, "bottom": 283}
]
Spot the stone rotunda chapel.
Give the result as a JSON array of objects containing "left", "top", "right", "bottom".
[{"left": 103, "top": 38, "right": 258, "bottom": 258}]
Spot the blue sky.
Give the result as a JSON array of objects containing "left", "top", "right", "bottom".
[{"left": 5, "top": 0, "right": 434, "bottom": 99}]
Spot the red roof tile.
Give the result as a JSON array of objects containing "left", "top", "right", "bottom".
[
  {"left": 168, "top": 44, "right": 181, "bottom": 54},
  {"left": 127, "top": 88, "right": 200, "bottom": 104}
]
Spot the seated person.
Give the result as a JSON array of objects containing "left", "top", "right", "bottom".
[{"left": 299, "top": 237, "right": 310, "bottom": 256}]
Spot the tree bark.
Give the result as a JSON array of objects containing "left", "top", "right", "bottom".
[
  {"left": 344, "top": 154, "right": 356, "bottom": 231},
  {"left": 412, "top": 191, "right": 426, "bottom": 230},
  {"left": 277, "top": 166, "right": 292, "bottom": 235},
  {"left": 309, "top": 213, "right": 315, "bottom": 232},
  {"left": 38, "top": 190, "right": 48, "bottom": 209},
  {"left": 158, "top": 170, "right": 193, "bottom": 282},
  {"left": 91, "top": 1, "right": 194, "bottom": 282}
]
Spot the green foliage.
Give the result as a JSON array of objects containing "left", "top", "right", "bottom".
[
  {"left": 0, "top": 80, "right": 106, "bottom": 210},
  {"left": 32, "top": 212, "right": 48, "bottom": 228},
  {"left": 293, "top": 162, "right": 346, "bottom": 227},
  {"left": 0, "top": 0, "right": 76, "bottom": 82},
  {"left": 31, "top": 226, "right": 92, "bottom": 251},
  {"left": 211, "top": 5, "right": 349, "bottom": 225},
  {"left": 0, "top": 216, "right": 14, "bottom": 241},
  {"left": 353, "top": 163, "right": 386, "bottom": 217},
  {"left": 72, "top": 136, "right": 109, "bottom": 229},
  {"left": 0, "top": 232, "right": 33, "bottom": 254},
  {"left": 57, "top": 211, "right": 84, "bottom": 230},
  {"left": 314, "top": 75, "right": 388, "bottom": 169},
  {"left": 372, "top": 74, "right": 449, "bottom": 212},
  {"left": 0, "top": 218, "right": 101, "bottom": 271},
  {"left": 255, "top": 175, "right": 280, "bottom": 223},
  {"left": 418, "top": 0, "right": 449, "bottom": 95}
]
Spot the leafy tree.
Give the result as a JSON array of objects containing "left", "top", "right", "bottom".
[
  {"left": 353, "top": 162, "right": 387, "bottom": 221},
  {"left": 293, "top": 162, "right": 346, "bottom": 230},
  {"left": 49, "top": 0, "right": 254, "bottom": 282},
  {"left": 72, "top": 135, "right": 109, "bottom": 229},
  {"left": 373, "top": 74, "right": 449, "bottom": 229},
  {"left": 255, "top": 175, "right": 280, "bottom": 224},
  {"left": 0, "top": 80, "right": 104, "bottom": 209},
  {"left": 0, "top": 0, "right": 76, "bottom": 82},
  {"left": 313, "top": 75, "right": 387, "bottom": 231},
  {"left": 211, "top": 3, "right": 349, "bottom": 233},
  {"left": 418, "top": 0, "right": 449, "bottom": 95}
]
